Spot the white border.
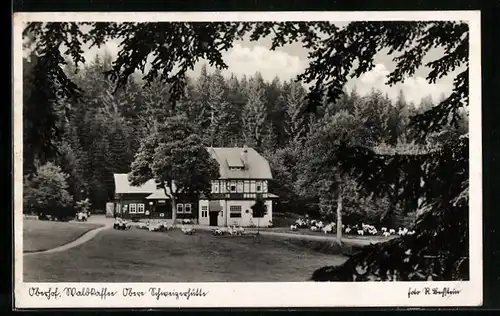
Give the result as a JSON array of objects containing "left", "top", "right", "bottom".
[{"left": 13, "top": 11, "right": 482, "bottom": 308}]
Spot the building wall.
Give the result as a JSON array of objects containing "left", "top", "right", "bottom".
[
  {"left": 198, "top": 199, "right": 273, "bottom": 227},
  {"left": 198, "top": 199, "right": 210, "bottom": 225},
  {"left": 211, "top": 180, "right": 269, "bottom": 194},
  {"left": 116, "top": 194, "right": 197, "bottom": 221}
]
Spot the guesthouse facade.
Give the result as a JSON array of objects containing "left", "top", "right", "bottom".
[{"left": 112, "top": 146, "right": 277, "bottom": 227}]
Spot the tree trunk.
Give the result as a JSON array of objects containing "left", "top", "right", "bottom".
[
  {"left": 165, "top": 181, "right": 177, "bottom": 223},
  {"left": 336, "top": 193, "right": 343, "bottom": 246},
  {"left": 171, "top": 196, "right": 177, "bottom": 222},
  {"left": 257, "top": 218, "right": 260, "bottom": 235},
  {"left": 165, "top": 186, "right": 177, "bottom": 223}
]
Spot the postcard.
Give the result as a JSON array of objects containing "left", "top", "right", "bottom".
[{"left": 13, "top": 10, "right": 482, "bottom": 308}]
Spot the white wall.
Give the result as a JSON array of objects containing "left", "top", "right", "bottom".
[
  {"left": 225, "top": 199, "right": 273, "bottom": 227},
  {"left": 198, "top": 198, "right": 273, "bottom": 227},
  {"left": 198, "top": 199, "right": 210, "bottom": 225}
]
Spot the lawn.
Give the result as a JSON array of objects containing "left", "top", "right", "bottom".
[
  {"left": 23, "top": 220, "right": 104, "bottom": 253},
  {"left": 23, "top": 227, "right": 348, "bottom": 282}
]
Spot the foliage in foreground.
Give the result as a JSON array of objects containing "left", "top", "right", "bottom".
[{"left": 312, "top": 134, "right": 468, "bottom": 281}]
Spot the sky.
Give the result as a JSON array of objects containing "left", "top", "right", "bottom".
[{"left": 76, "top": 23, "right": 460, "bottom": 106}]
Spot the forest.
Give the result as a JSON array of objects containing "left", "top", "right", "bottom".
[{"left": 23, "top": 50, "right": 467, "bottom": 229}]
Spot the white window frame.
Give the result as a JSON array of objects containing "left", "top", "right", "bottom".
[
  {"left": 176, "top": 203, "right": 184, "bottom": 214},
  {"left": 229, "top": 205, "right": 242, "bottom": 218},
  {"left": 230, "top": 181, "right": 237, "bottom": 193},
  {"left": 129, "top": 203, "right": 137, "bottom": 214},
  {"left": 237, "top": 181, "right": 244, "bottom": 193},
  {"left": 184, "top": 203, "right": 192, "bottom": 214},
  {"left": 256, "top": 181, "right": 262, "bottom": 192},
  {"left": 201, "top": 210, "right": 208, "bottom": 217},
  {"left": 137, "top": 203, "right": 145, "bottom": 214}
]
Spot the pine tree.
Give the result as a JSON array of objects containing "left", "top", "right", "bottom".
[
  {"left": 242, "top": 72, "right": 268, "bottom": 149},
  {"left": 395, "top": 89, "right": 410, "bottom": 142},
  {"left": 207, "top": 69, "right": 233, "bottom": 147},
  {"left": 284, "top": 80, "right": 308, "bottom": 144},
  {"left": 194, "top": 64, "right": 212, "bottom": 135},
  {"left": 265, "top": 76, "right": 286, "bottom": 147},
  {"left": 226, "top": 74, "right": 246, "bottom": 146}
]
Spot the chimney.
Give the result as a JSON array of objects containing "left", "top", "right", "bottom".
[{"left": 240, "top": 145, "right": 248, "bottom": 168}]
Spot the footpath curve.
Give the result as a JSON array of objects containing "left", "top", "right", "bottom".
[{"left": 24, "top": 223, "right": 113, "bottom": 256}]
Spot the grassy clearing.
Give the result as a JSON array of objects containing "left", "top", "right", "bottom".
[
  {"left": 23, "top": 220, "right": 104, "bottom": 253},
  {"left": 23, "top": 228, "right": 348, "bottom": 282}
]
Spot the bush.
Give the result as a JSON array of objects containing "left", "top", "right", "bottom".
[
  {"left": 76, "top": 198, "right": 92, "bottom": 214},
  {"left": 24, "top": 162, "right": 74, "bottom": 216}
]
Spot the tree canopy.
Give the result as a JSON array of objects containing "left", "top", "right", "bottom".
[{"left": 128, "top": 115, "right": 220, "bottom": 220}]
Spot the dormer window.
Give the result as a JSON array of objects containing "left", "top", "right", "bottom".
[{"left": 226, "top": 155, "right": 245, "bottom": 171}]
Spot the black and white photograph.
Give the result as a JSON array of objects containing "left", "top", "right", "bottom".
[{"left": 13, "top": 11, "right": 482, "bottom": 308}]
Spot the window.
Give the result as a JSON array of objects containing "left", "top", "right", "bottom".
[
  {"left": 256, "top": 181, "right": 262, "bottom": 192},
  {"left": 201, "top": 210, "right": 208, "bottom": 217},
  {"left": 129, "top": 203, "right": 137, "bottom": 214},
  {"left": 237, "top": 181, "right": 243, "bottom": 193},
  {"left": 176, "top": 203, "right": 184, "bottom": 214},
  {"left": 230, "top": 205, "right": 242, "bottom": 218},
  {"left": 184, "top": 203, "right": 192, "bottom": 214},
  {"left": 212, "top": 181, "right": 219, "bottom": 193},
  {"left": 201, "top": 205, "right": 208, "bottom": 211},
  {"left": 137, "top": 203, "right": 145, "bottom": 213}
]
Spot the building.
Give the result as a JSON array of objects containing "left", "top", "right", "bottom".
[{"left": 112, "top": 146, "right": 278, "bottom": 227}]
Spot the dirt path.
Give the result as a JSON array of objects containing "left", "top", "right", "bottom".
[{"left": 24, "top": 223, "right": 113, "bottom": 256}]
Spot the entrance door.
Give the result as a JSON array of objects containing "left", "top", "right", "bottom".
[{"left": 209, "top": 212, "right": 218, "bottom": 226}]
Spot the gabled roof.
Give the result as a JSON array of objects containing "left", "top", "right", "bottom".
[
  {"left": 146, "top": 190, "right": 172, "bottom": 199},
  {"left": 114, "top": 174, "right": 158, "bottom": 194},
  {"left": 208, "top": 147, "right": 272, "bottom": 179},
  {"left": 114, "top": 147, "right": 273, "bottom": 194},
  {"left": 114, "top": 174, "right": 179, "bottom": 196}
]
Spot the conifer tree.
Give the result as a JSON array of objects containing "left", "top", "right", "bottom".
[
  {"left": 207, "top": 69, "right": 232, "bottom": 147},
  {"left": 242, "top": 72, "right": 268, "bottom": 149},
  {"left": 284, "top": 80, "right": 308, "bottom": 144}
]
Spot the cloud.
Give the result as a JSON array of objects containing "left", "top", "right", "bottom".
[
  {"left": 344, "top": 63, "right": 455, "bottom": 105},
  {"left": 64, "top": 40, "right": 457, "bottom": 106},
  {"left": 81, "top": 40, "right": 121, "bottom": 64},
  {"left": 188, "top": 43, "right": 307, "bottom": 82},
  {"left": 78, "top": 41, "right": 307, "bottom": 83}
]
